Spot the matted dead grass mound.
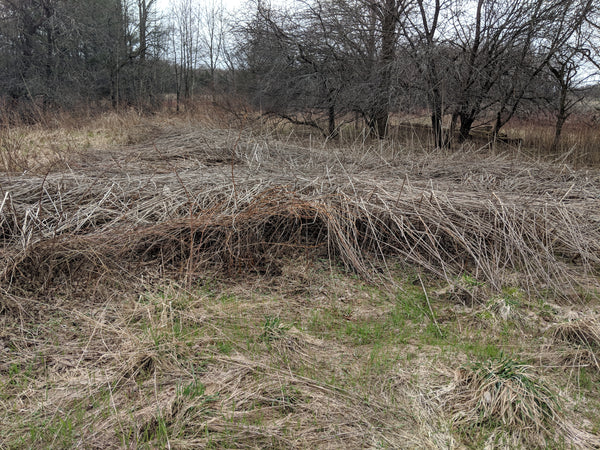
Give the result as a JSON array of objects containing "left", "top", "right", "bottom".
[
  {"left": 548, "top": 317, "right": 600, "bottom": 372},
  {"left": 552, "top": 317, "right": 600, "bottom": 349},
  {"left": 1, "top": 124, "right": 600, "bottom": 302},
  {"left": 1, "top": 128, "right": 600, "bottom": 301},
  {"left": 2, "top": 186, "right": 599, "bottom": 300}
]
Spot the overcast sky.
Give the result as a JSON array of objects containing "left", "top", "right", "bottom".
[
  {"left": 156, "top": 0, "right": 250, "bottom": 14},
  {"left": 155, "top": 0, "right": 293, "bottom": 15}
]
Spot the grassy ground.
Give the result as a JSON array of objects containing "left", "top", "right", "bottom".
[
  {"left": 2, "top": 263, "right": 599, "bottom": 448},
  {"left": 1, "top": 111, "right": 600, "bottom": 448}
]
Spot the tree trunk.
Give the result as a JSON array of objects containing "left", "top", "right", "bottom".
[
  {"left": 372, "top": 0, "right": 398, "bottom": 139},
  {"left": 373, "top": 112, "right": 388, "bottom": 139},
  {"left": 431, "top": 112, "right": 443, "bottom": 148},
  {"left": 551, "top": 82, "right": 569, "bottom": 153},
  {"left": 328, "top": 103, "right": 337, "bottom": 138},
  {"left": 210, "top": 67, "right": 216, "bottom": 103},
  {"left": 138, "top": 0, "right": 148, "bottom": 61},
  {"left": 430, "top": 90, "right": 443, "bottom": 148},
  {"left": 550, "top": 70, "right": 570, "bottom": 153},
  {"left": 447, "top": 111, "right": 459, "bottom": 148},
  {"left": 458, "top": 113, "right": 475, "bottom": 143},
  {"left": 111, "top": 65, "right": 120, "bottom": 109},
  {"left": 493, "top": 108, "right": 505, "bottom": 139}
]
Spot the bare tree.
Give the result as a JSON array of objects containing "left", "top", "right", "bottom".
[
  {"left": 397, "top": 0, "right": 449, "bottom": 147},
  {"left": 198, "top": 0, "right": 225, "bottom": 101},
  {"left": 169, "top": 0, "right": 202, "bottom": 107},
  {"left": 238, "top": 0, "right": 410, "bottom": 138},
  {"left": 136, "top": 0, "right": 155, "bottom": 61},
  {"left": 365, "top": 0, "right": 404, "bottom": 137},
  {"left": 238, "top": 1, "right": 340, "bottom": 136},
  {"left": 406, "top": 0, "right": 597, "bottom": 145},
  {"left": 489, "top": 0, "right": 594, "bottom": 136},
  {"left": 547, "top": 45, "right": 588, "bottom": 151}
]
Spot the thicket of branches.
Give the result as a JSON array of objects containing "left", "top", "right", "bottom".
[
  {"left": 1, "top": 0, "right": 599, "bottom": 147},
  {"left": 239, "top": 0, "right": 600, "bottom": 146},
  {"left": 0, "top": 0, "right": 171, "bottom": 120}
]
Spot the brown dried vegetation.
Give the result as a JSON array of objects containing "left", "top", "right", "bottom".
[{"left": 1, "top": 115, "right": 599, "bottom": 448}]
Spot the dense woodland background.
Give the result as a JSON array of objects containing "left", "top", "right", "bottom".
[{"left": 1, "top": 0, "right": 599, "bottom": 149}]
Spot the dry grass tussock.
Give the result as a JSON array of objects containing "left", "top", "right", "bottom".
[
  {"left": 553, "top": 316, "right": 600, "bottom": 349},
  {"left": 438, "top": 356, "right": 600, "bottom": 448},
  {"left": 547, "top": 317, "right": 600, "bottom": 372},
  {"left": 1, "top": 118, "right": 600, "bottom": 447}
]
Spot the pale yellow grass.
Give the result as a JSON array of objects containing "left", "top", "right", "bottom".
[{"left": 0, "top": 109, "right": 174, "bottom": 173}]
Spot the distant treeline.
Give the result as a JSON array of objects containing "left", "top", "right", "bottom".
[{"left": 1, "top": 0, "right": 599, "bottom": 148}]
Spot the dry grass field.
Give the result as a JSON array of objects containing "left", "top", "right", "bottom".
[{"left": 1, "top": 110, "right": 600, "bottom": 448}]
